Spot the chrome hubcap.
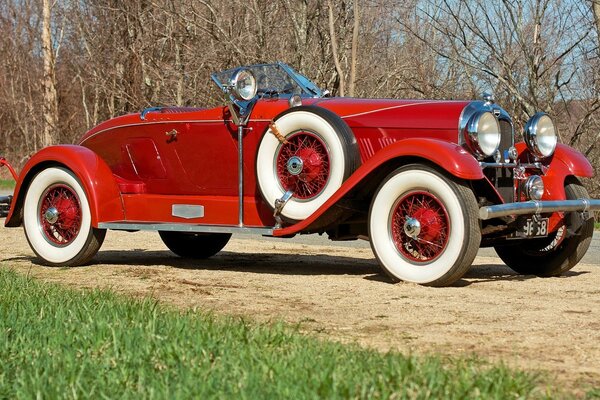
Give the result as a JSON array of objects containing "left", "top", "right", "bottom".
[
  {"left": 403, "top": 217, "right": 421, "bottom": 239},
  {"left": 286, "top": 156, "right": 304, "bottom": 176},
  {"left": 44, "top": 207, "right": 59, "bottom": 225}
]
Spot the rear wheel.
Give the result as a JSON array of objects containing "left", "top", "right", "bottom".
[
  {"left": 23, "top": 167, "right": 105, "bottom": 266},
  {"left": 159, "top": 231, "right": 231, "bottom": 259},
  {"left": 369, "top": 164, "right": 481, "bottom": 286},
  {"left": 494, "top": 178, "right": 594, "bottom": 276}
]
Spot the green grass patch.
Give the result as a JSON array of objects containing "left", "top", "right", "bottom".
[
  {"left": 0, "top": 268, "right": 550, "bottom": 399},
  {"left": 0, "top": 179, "right": 14, "bottom": 190}
]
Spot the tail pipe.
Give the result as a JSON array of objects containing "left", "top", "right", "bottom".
[
  {"left": 479, "top": 199, "right": 600, "bottom": 220},
  {"left": 0, "top": 157, "right": 16, "bottom": 218},
  {"left": 0, "top": 195, "right": 12, "bottom": 218}
]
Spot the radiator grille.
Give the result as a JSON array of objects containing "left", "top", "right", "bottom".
[
  {"left": 498, "top": 119, "right": 513, "bottom": 160},
  {"left": 490, "top": 118, "right": 515, "bottom": 203}
]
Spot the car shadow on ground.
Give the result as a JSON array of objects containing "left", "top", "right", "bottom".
[
  {"left": 3, "top": 250, "right": 382, "bottom": 277},
  {"left": 359, "top": 263, "right": 590, "bottom": 286},
  {"left": 3, "top": 250, "right": 591, "bottom": 286},
  {"left": 451, "top": 265, "right": 590, "bottom": 287}
]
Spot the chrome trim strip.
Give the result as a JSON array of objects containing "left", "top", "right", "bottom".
[
  {"left": 98, "top": 222, "right": 274, "bottom": 235},
  {"left": 79, "top": 119, "right": 274, "bottom": 145},
  {"left": 479, "top": 199, "right": 600, "bottom": 220},
  {"left": 340, "top": 100, "right": 456, "bottom": 119},
  {"left": 479, "top": 162, "right": 542, "bottom": 169}
]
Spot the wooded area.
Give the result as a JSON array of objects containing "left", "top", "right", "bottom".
[{"left": 1, "top": 0, "right": 600, "bottom": 192}]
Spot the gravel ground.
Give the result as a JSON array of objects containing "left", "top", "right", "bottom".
[{"left": 1, "top": 223, "right": 599, "bottom": 392}]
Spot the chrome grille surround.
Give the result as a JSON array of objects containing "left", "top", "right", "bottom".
[
  {"left": 458, "top": 100, "right": 513, "bottom": 158},
  {"left": 459, "top": 100, "right": 515, "bottom": 203}
]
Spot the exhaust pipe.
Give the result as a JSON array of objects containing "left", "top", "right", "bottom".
[{"left": 0, "top": 195, "right": 12, "bottom": 218}]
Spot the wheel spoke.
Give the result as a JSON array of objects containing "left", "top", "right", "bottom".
[
  {"left": 276, "top": 131, "right": 330, "bottom": 200},
  {"left": 391, "top": 191, "right": 450, "bottom": 263},
  {"left": 39, "top": 184, "right": 82, "bottom": 246}
]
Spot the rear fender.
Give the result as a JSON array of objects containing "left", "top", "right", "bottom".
[
  {"left": 5, "top": 145, "right": 123, "bottom": 227},
  {"left": 274, "top": 138, "right": 483, "bottom": 236}
]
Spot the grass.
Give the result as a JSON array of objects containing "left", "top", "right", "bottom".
[
  {"left": 0, "top": 179, "right": 14, "bottom": 190},
  {"left": 0, "top": 267, "right": 560, "bottom": 399}
]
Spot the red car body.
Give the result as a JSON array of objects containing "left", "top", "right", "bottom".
[{"left": 2, "top": 63, "right": 597, "bottom": 286}]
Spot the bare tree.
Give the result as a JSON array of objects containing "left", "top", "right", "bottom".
[
  {"left": 42, "top": 0, "right": 58, "bottom": 146},
  {"left": 348, "top": 0, "right": 360, "bottom": 96},
  {"left": 405, "top": 0, "right": 592, "bottom": 123}
]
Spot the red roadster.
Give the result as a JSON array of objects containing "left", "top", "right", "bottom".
[{"left": 1, "top": 62, "right": 598, "bottom": 286}]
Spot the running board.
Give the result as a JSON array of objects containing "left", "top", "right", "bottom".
[{"left": 98, "top": 222, "right": 274, "bottom": 236}]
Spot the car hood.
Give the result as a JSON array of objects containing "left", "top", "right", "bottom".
[{"left": 312, "top": 98, "right": 470, "bottom": 131}]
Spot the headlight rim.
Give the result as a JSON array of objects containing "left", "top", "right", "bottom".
[
  {"left": 230, "top": 68, "right": 257, "bottom": 102},
  {"left": 464, "top": 110, "right": 502, "bottom": 159},
  {"left": 524, "top": 175, "right": 544, "bottom": 201},
  {"left": 524, "top": 112, "right": 557, "bottom": 159}
]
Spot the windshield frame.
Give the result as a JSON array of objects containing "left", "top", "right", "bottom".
[{"left": 211, "top": 62, "right": 324, "bottom": 99}]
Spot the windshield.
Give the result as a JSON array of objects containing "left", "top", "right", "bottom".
[{"left": 212, "top": 63, "right": 323, "bottom": 98}]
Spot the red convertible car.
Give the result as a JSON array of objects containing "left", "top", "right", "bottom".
[{"left": 1, "top": 62, "right": 599, "bottom": 286}]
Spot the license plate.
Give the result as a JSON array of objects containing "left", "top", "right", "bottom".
[{"left": 519, "top": 217, "right": 549, "bottom": 237}]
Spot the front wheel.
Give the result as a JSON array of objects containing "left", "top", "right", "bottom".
[
  {"left": 23, "top": 167, "right": 106, "bottom": 266},
  {"left": 369, "top": 164, "right": 481, "bottom": 286},
  {"left": 494, "top": 178, "right": 594, "bottom": 276},
  {"left": 159, "top": 231, "right": 231, "bottom": 259}
]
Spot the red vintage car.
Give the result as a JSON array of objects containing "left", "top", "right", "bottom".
[{"left": 1, "top": 62, "right": 598, "bottom": 286}]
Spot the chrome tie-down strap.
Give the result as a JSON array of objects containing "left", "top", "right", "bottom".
[{"left": 273, "top": 190, "right": 294, "bottom": 229}]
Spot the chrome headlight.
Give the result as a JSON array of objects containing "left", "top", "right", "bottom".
[
  {"left": 524, "top": 113, "right": 557, "bottom": 158},
  {"left": 524, "top": 175, "right": 544, "bottom": 200},
  {"left": 230, "top": 69, "right": 257, "bottom": 101},
  {"left": 465, "top": 111, "right": 501, "bottom": 158}
]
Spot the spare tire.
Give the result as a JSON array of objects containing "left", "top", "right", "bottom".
[{"left": 256, "top": 105, "right": 359, "bottom": 222}]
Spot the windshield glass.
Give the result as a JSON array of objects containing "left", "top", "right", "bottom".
[{"left": 212, "top": 63, "right": 323, "bottom": 98}]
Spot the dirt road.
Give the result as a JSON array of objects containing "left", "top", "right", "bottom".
[{"left": 1, "top": 224, "right": 599, "bottom": 391}]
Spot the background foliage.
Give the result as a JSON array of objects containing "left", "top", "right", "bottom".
[{"left": 1, "top": 0, "right": 600, "bottom": 192}]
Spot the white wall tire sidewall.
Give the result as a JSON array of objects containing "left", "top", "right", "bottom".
[
  {"left": 23, "top": 168, "right": 92, "bottom": 265},
  {"left": 257, "top": 111, "right": 346, "bottom": 221},
  {"left": 370, "top": 169, "right": 466, "bottom": 284}
]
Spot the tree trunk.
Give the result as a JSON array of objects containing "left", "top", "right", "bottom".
[
  {"left": 42, "top": 0, "right": 58, "bottom": 147},
  {"left": 327, "top": 0, "right": 345, "bottom": 96},
  {"left": 593, "top": 1, "right": 600, "bottom": 52},
  {"left": 348, "top": 0, "right": 360, "bottom": 97}
]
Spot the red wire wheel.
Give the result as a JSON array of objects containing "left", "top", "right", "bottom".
[
  {"left": 390, "top": 190, "right": 450, "bottom": 263},
  {"left": 275, "top": 131, "right": 330, "bottom": 200},
  {"left": 38, "top": 184, "right": 82, "bottom": 246}
]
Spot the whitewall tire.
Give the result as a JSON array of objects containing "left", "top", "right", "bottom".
[
  {"left": 369, "top": 164, "right": 480, "bottom": 286},
  {"left": 256, "top": 106, "right": 359, "bottom": 222},
  {"left": 23, "top": 167, "right": 106, "bottom": 266}
]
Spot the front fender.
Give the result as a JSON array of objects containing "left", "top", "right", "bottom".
[
  {"left": 274, "top": 138, "right": 483, "bottom": 236},
  {"left": 5, "top": 145, "right": 123, "bottom": 227},
  {"left": 515, "top": 142, "right": 594, "bottom": 201},
  {"left": 552, "top": 143, "right": 593, "bottom": 177}
]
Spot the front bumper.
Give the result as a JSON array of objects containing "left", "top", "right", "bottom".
[{"left": 479, "top": 199, "right": 600, "bottom": 220}]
